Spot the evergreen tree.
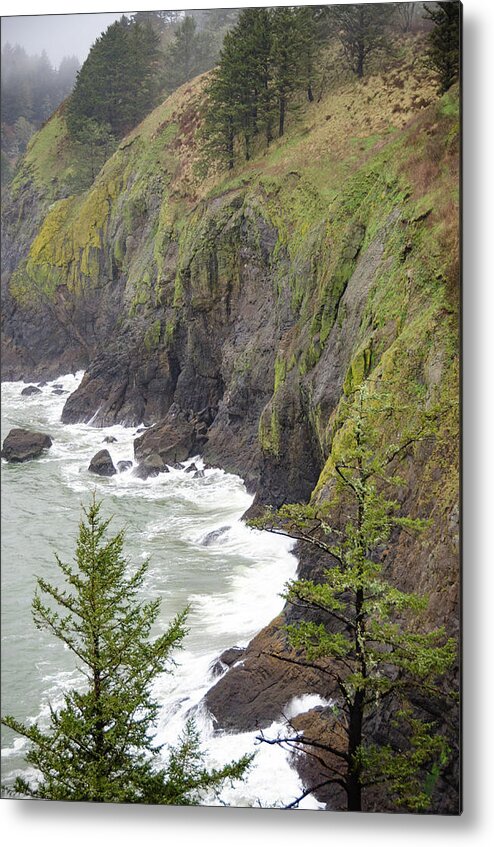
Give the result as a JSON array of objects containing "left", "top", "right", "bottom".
[
  {"left": 394, "top": 2, "right": 419, "bottom": 33},
  {"left": 270, "top": 6, "right": 304, "bottom": 137},
  {"left": 424, "top": 1, "right": 461, "bottom": 93},
  {"left": 251, "top": 382, "right": 457, "bottom": 812},
  {"left": 295, "top": 5, "right": 321, "bottom": 103},
  {"left": 327, "top": 3, "right": 396, "bottom": 79},
  {"left": 67, "top": 16, "right": 161, "bottom": 141},
  {"left": 163, "top": 16, "right": 213, "bottom": 93},
  {"left": 202, "top": 5, "right": 322, "bottom": 169},
  {"left": 131, "top": 10, "right": 182, "bottom": 33},
  {"left": 201, "top": 34, "right": 239, "bottom": 172},
  {"left": 127, "top": 21, "right": 161, "bottom": 127},
  {"left": 2, "top": 499, "right": 252, "bottom": 803},
  {"left": 66, "top": 118, "right": 116, "bottom": 192},
  {"left": 57, "top": 55, "right": 81, "bottom": 101}
]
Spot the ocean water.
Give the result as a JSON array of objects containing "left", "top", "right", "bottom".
[{"left": 0, "top": 373, "right": 327, "bottom": 809}]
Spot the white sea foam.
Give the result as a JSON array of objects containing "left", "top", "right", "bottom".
[{"left": 1, "top": 374, "right": 323, "bottom": 808}]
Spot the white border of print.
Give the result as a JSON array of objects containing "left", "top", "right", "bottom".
[{"left": 1, "top": 2, "right": 493, "bottom": 846}]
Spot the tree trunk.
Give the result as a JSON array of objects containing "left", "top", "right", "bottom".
[
  {"left": 279, "top": 95, "right": 286, "bottom": 138},
  {"left": 227, "top": 121, "right": 234, "bottom": 171},
  {"left": 347, "top": 697, "right": 364, "bottom": 811},
  {"left": 357, "top": 45, "right": 364, "bottom": 79}
]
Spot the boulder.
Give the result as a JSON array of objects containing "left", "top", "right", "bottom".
[
  {"left": 117, "top": 460, "right": 133, "bottom": 473},
  {"left": 132, "top": 452, "right": 169, "bottom": 480},
  {"left": 193, "top": 469, "right": 205, "bottom": 479},
  {"left": 185, "top": 463, "right": 198, "bottom": 474},
  {"left": 210, "top": 646, "right": 246, "bottom": 678},
  {"left": 134, "top": 404, "right": 197, "bottom": 465},
  {"left": 103, "top": 435, "right": 117, "bottom": 443},
  {"left": 88, "top": 449, "right": 117, "bottom": 476},
  {"left": 202, "top": 526, "right": 230, "bottom": 546},
  {"left": 21, "top": 385, "right": 42, "bottom": 396},
  {"left": 51, "top": 388, "right": 65, "bottom": 395},
  {"left": 203, "top": 614, "right": 334, "bottom": 733},
  {"left": 1, "top": 428, "right": 52, "bottom": 462}
]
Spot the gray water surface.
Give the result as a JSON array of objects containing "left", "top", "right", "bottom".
[{"left": 1, "top": 374, "right": 327, "bottom": 808}]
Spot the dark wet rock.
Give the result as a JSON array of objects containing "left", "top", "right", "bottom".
[
  {"left": 193, "top": 469, "right": 205, "bottom": 479},
  {"left": 21, "top": 385, "right": 42, "bottom": 396},
  {"left": 202, "top": 526, "right": 230, "bottom": 546},
  {"left": 210, "top": 646, "right": 246, "bottom": 678},
  {"left": 88, "top": 449, "right": 117, "bottom": 476},
  {"left": 134, "top": 405, "right": 197, "bottom": 466},
  {"left": 1, "top": 428, "right": 52, "bottom": 462},
  {"left": 117, "top": 460, "right": 133, "bottom": 473},
  {"left": 167, "top": 462, "right": 184, "bottom": 470},
  {"left": 51, "top": 383, "right": 64, "bottom": 389},
  {"left": 185, "top": 463, "right": 198, "bottom": 474},
  {"left": 204, "top": 613, "right": 334, "bottom": 733},
  {"left": 51, "top": 388, "right": 66, "bottom": 395},
  {"left": 103, "top": 435, "right": 117, "bottom": 443},
  {"left": 132, "top": 452, "right": 169, "bottom": 480}
]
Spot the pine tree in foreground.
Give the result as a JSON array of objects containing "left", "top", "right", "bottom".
[
  {"left": 2, "top": 498, "right": 252, "bottom": 803},
  {"left": 251, "top": 381, "right": 457, "bottom": 812}
]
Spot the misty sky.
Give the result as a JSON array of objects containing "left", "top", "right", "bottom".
[{"left": 1, "top": 12, "right": 135, "bottom": 68}]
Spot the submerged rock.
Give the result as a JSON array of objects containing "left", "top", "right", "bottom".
[
  {"left": 117, "top": 460, "right": 133, "bottom": 473},
  {"left": 103, "top": 435, "right": 117, "bottom": 443},
  {"left": 132, "top": 452, "right": 169, "bottom": 480},
  {"left": 21, "top": 385, "right": 42, "bottom": 396},
  {"left": 193, "top": 469, "right": 205, "bottom": 479},
  {"left": 88, "top": 449, "right": 117, "bottom": 476},
  {"left": 210, "top": 646, "right": 246, "bottom": 678},
  {"left": 1, "top": 428, "right": 52, "bottom": 462},
  {"left": 202, "top": 526, "right": 230, "bottom": 546},
  {"left": 185, "top": 463, "right": 198, "bottom": 474}
]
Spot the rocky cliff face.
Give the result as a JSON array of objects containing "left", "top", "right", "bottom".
[{"left": 1, "top": 47, "right": 460, "bottom": 811}]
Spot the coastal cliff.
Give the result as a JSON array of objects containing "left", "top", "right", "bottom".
[{"left": 1, "top": 38, "right": 460, "bottom": 811}]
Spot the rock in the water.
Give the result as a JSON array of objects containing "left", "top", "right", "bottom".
[
  {"left": 103, "top": 435, "right": 117, "bottom": 443},
  {"left": 88, "top": 449, "right": 117, "bottom": 476},
  {"left": 204, "top": 614, "right": 334, "bottom": 732},
  {"left": 202, "top": 526, "right": 230, "bottom": 546},
  {"left": 51, "top": 388, "right": 65, "bottom": 395},
  {"left": 134, "top": 405, "right": 197, "bottom": 466},
  {"left": 210, "top": 646, "right": 246, "bottom": 678},
  {"left": 193, "top": 469, "right": 205, "bottom": 479},
  {"left": 185, "top": 463, "right": 198, "bottom": 474},
  {"left": 132, "top": 452, "right": 169, "bottom": 480},
  {"left": 21, "top": 385, "right": 42, "bottom": 396},
  {"left": 117, "top": 460, "right": 133, "bottom": 473},
  {"left": 1, "top": 428, "right": 52, "bottom": 462}
]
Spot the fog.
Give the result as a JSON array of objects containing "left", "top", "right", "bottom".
[{"left": 1, "top": 12, "right": 134, "bottom": 68}]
